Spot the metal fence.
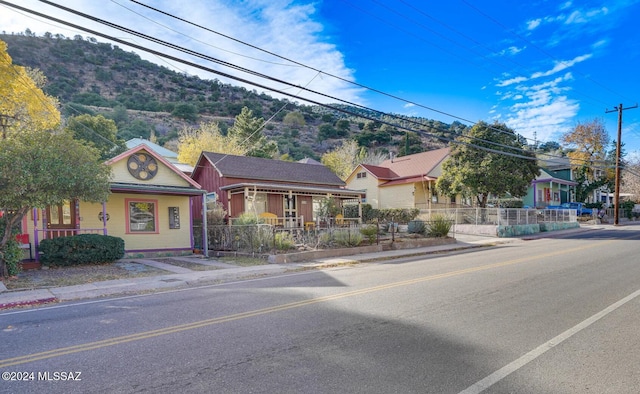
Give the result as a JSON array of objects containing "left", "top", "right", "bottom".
[
  {"left": 192, "top": 208, "right": 582, "bottom": 255},
  {"left": 419, "top": 208, "right": 578, "bottom": 225},
  {"left": 200, "top": 224, "right": 368, "bottom": 255}
]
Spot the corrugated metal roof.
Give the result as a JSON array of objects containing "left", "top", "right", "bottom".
[{"left": 202, "top": 152, "right": 345, "bottom": 186}]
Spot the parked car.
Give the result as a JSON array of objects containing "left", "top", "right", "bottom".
[{"left": 546, "top": 202, "right": 593, "bottom": 216}]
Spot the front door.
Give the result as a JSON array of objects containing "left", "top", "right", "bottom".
[
  {"left": 284, "top": 195, "right": 297, "bottom": 227},
  {"left": 46, "top": 200, "right": 77, "bottom": 238}
]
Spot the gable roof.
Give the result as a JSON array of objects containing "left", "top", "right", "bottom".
[
  {"left": 198, "top": 152, "right": 345, "bottom": 186},
  {"left": 106, "top": 144, "right": 201, "bottom": 189},
  {"left": 533, "top": 168, "right": 577, "bottom": 186},
  {"left": 126, "top": 138, "right": 178, "bottom": 160},
  {"left": 377, "top": 148, "right": 450, "bottom": 178},
  {"left": 360, "top": 164, "right": 398, "bottom": 179},
  {"left": 126, "top": 138, "right": 194, "bottom": 174}
]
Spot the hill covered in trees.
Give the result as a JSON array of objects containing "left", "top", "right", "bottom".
[{"left": 2, "top": 31, "right": 465, "bottom": 160}]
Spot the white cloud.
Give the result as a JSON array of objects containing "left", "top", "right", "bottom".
[
  {"left": 501, "top": 72, "right": 578, "bottom": 142},
  {"left": 497, "top": 75, "right": 528, "bottom": 87},
  {"left": 560, "top": 1, "right": 573, "bottom": 10},
  {"left": 527, "top": 19, "right": 541, "bottom": 30},
  {"left": 565, "top": 7, "right": 609, "bottom": 24},
  {"left": 0, "top": 0, "right": 364, "bottom": 105},
  {"left": 404, "top": 103, "right": 416, "bottom": 108},
  {"left": 530, "top": 54, "right": 592, "bottom": 79}
]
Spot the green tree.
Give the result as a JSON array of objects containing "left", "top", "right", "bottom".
[
  {"left": 436, "top": 121, "right": 539, "bottom": 207},
  {"left": 283, "top": 111, "right": 305, "bottom": 128},
  {"left": 171, "top": 103, "right": 198, "bottom": 122},
  {"left": 228, "top": 106, "right": 278, "bottom": 158},
  {"left": 0, "top": 131, "right": 112, "bottom": 277},
  {"left": 117, "top": 119, "right": 154, "bottom": 141},
  {"left": 335, "top": 119, "right": 350, "bottom": 132},
  {"left": 397, "top": 132, "right": 424, "bottom": 156},
  {"left": 65, "top": 114, "right": 127, "bottom": 160}
]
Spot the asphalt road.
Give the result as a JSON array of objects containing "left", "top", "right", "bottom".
[{"left": 1, "top": 226, "right": 640, "bottom": 393}]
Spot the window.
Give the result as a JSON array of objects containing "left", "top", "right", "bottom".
[
  {"left": 127, "top": 199, "right": 157, "bottom": 233},
  {"left": 356, "top": 171, "right": 367, "bottom": 179},
  {"left": 246, "top": 193, "right": 267, "bottom": 215}
]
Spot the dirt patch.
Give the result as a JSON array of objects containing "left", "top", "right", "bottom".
[
  {"left": 3, "top": 262, "right": 168, "bottom": 291},
  {"left": 151, "top": 258, "right": 221, "bottom": 271}
]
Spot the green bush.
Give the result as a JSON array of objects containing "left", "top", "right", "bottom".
[
  {"left": 427, "top": 215, "right": 452, "bottom": 238},
  {"left": 333, "top": 229, "right": 363, "bottom": 247},
  {"left": 407, "top": 220, "right": 426, "bottom": 235},
  {"left": 274, "top": 232, "right": 295, "bottom": 250},
  {"left": 39, "top": 234, "right": 125, "bottom": 266},
  {"left": 359, "top": 225, "right": 378, "bottom": 244},
  {"left": 0, "top": 217, "right": 22, "bottom": 276},
  {"left": 376, "top": 208, "right": 419, "bottom": 224},
  {"left": 621, "top": 200, "right": 635, "bottom": 220},
  {"left": 235, "top": 212, "right": 260, "bottom": 225}
]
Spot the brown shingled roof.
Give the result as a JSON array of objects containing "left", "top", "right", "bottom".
[{"left": 201, "top": 152, "right": 345, "bottom": 186}]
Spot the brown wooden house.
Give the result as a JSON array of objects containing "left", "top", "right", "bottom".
[{"left": 191, "top": 152, "right": 364, "bottom": 227}]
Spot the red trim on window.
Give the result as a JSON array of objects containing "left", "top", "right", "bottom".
[{"left": 125, "top": 198, "right": 159, "bottom": 234}]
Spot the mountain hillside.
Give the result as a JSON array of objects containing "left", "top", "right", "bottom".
[{"left": 2, "top": 32, "right": 463, "bottom": 160}]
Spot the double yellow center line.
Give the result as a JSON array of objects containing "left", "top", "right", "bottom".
[{"left": 0, "top": 238, "right": 622, "bottom": 368}]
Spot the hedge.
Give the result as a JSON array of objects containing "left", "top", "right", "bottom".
[{"left": 39, "top": 234, "right": 125, "bottom": 266}]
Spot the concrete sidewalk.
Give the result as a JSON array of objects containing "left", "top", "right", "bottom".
[{"left": 0, "top": 228, "right": 597, "bottom": 310}]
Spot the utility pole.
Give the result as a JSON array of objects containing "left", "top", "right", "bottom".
[{"left": 605, "top": 103, "right": 638, "bottom": 225}]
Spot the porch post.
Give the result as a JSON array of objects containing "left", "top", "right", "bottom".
[
  {"left": 201, "top": 192, "right": 208, "bottom": 257},
  {"left": 102, "top": 202, "right": 107, "bottom": 235},
  {"left": 33, "top": 208, "right": 39, "bottom": 263}
]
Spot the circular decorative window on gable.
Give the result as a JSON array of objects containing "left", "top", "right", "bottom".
[{"left": 127, "top": 153, "right": 158, "bottom": 180}]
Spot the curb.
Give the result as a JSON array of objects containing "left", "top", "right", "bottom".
[{"left": 0, "top": 296, "right": 58, "bottom": 310}]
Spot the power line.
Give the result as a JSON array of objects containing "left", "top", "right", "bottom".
[
  {"left": 1, "top": 0, "right": 629, "bottom": 177},
  {"left": 126, "top": 0, "right": 543, "bottom": 146}
]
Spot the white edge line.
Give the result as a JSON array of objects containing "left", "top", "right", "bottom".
[{"left": 459, "top": 288, "right": 640, "bottom": 394}]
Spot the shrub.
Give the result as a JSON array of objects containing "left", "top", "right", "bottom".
[
  {"left": 407, "top": 220, "right": 426, "bottom": 235},
  {"left": 39, "top": 234, "right": 125, "bottom": 266},
  {"left": 274, "top": 232, "right": 295, "bottom": 250},
  {"left": 427, "top": 215, "right": 452, "bottom": 238},
  {"left": 0, "top": 217, "right": 22, "bottom": 276},
  {"left": 359, "top": 225, "right": 378, "bottom": 244},
  {"left": 235, "top": 212, "right": 260, "bottom": 225},
  {"left": 376, "top": 208, "right": 419, "bottom": 224},
  {"left": 333, "top": 229, "right": 363, "bottom": 247}
]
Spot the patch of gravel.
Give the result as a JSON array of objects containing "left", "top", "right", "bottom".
[{"left": 4, "top": 262, "right": 168, "bottom": 291}]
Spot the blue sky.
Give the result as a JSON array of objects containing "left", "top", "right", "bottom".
[{"left": 1, "top": 0, "right": 639, "bottom": 154}]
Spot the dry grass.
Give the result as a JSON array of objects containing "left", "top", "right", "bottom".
[
  {"left": 219, "top": 256, "right": 269, "bottom": 266},
  {"left": 4, "top": 262, "right": 167, "bottom": 291},
  {"left": 3, "top": 256, "right": 270, "bottom": 291}
]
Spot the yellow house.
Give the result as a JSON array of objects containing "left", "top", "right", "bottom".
[
  {"left": 21, "top": 144, "right": 205, "bottom": 260},
  {"left": 345, "top": 148, "right": 456, "bottom": 210}
]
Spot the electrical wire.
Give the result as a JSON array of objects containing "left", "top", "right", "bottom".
[{"left": 0, "top": 0, "right": 632, "bottom": 177}]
